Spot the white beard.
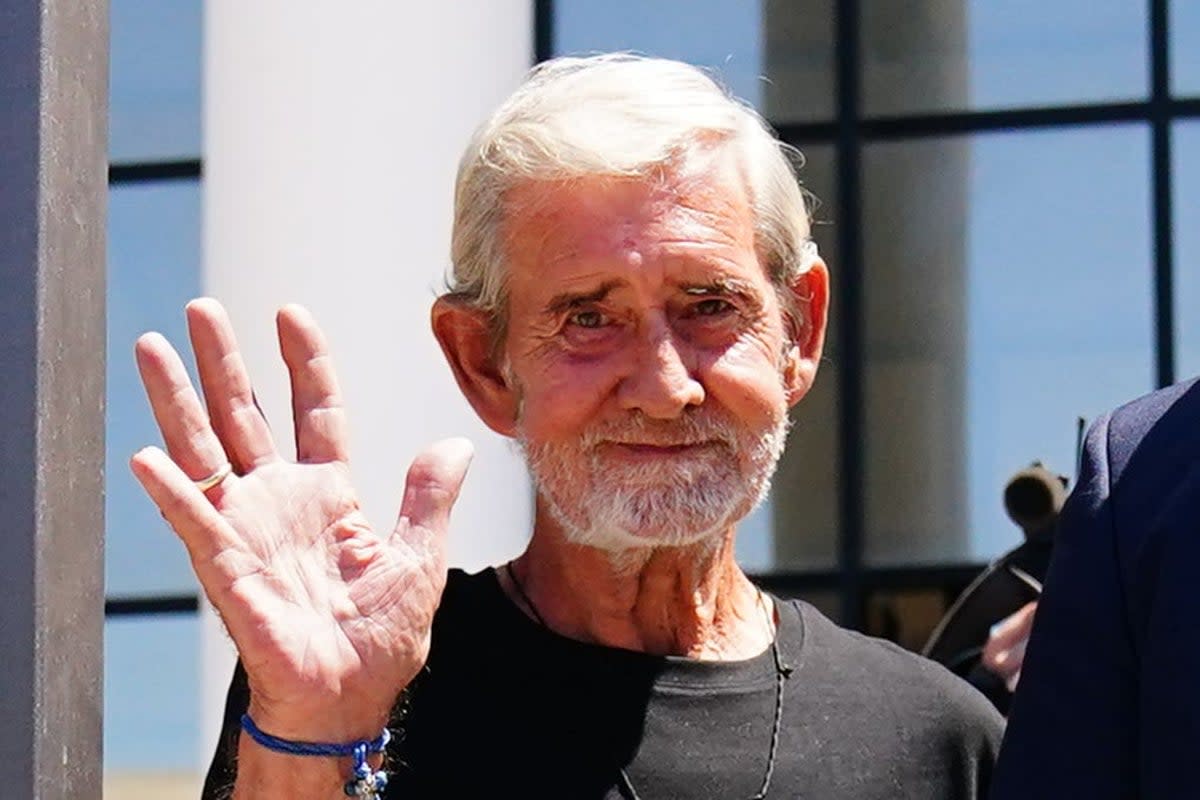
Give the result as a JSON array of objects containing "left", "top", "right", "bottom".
[{"left": 519, "top": 406, "right": 790, "bottom": 552}]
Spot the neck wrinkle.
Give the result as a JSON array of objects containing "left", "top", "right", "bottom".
[{"left": 507, "top": 508, "right": 770, "bottom": 660}]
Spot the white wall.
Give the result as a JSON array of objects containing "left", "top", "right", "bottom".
[{"left": 200, "top": 1, "right": 534, "bottom": 763}]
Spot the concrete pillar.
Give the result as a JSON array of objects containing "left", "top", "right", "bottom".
[
  {"left": 0, "top": 0, "right": 108, "bottom": 795},
  {"left": 764, "top": 0, "right": 969, "bottom": 568},
  {"left": 860, "top": 0, "right": 969, "bottom": 564},
  {"left": 200, "top": 1, "right": 533, "bottom": 763},
  {"left": 763, "top": 0, "right": 843, "bottom": 570}
]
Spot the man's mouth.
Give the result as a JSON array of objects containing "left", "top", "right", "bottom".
[{"left": 596, "top": 440, "right": 722, "bottom": 459}]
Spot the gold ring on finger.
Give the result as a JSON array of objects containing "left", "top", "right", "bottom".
[{"left": 193, "top": 462, "right": 233, "bottom": 492}]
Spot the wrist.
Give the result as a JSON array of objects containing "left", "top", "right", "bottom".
[
  {"left": 237, "top": 712, "right": 391, "bottom": 798},
  {"left": 233, "top": 733, "right": 385, "bottom": 800},
  {"left": 245, "top": 697, "right": 393, "bottom": 744}
]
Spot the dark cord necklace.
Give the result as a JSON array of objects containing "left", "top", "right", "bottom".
[{"left": 502, "top": 563, "right": 792, "bottom": 800}]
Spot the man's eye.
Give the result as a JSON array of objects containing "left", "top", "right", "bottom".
[
  {"left": 692, "top": 298, "right": 734, "bottom": 316},
  {"left": 569, "top": 310, "right": 607, "bottom": 329}
]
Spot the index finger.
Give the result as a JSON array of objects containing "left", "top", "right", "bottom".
[{"left": 135, "top": 331, "right": 234, "bottom": 483}]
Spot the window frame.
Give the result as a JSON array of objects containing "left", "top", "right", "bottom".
[{"left": 109, "top": 0, "right": 1200, "bottom": 638}]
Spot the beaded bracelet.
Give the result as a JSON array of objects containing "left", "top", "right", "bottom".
[{"left": 239, "top": 713, "right": 391, "bottom": 797}]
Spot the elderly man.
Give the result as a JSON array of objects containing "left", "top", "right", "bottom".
[{"left": 133, "top": 55, "right": 1001, "bottom": 799}]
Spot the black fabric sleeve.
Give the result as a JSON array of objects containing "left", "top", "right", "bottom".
[
  {"left": 990, "top": 412, "right": 1138, "bottom": 798},
  {"left": 200, "top": 661, "right": 250, "bottom": 800}
]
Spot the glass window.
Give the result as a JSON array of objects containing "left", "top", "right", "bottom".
[
  {"left": 798, "top": 590, "right": 842, "bottom": 625},
  {"left": 554, "top": 0, "right": 765, "bottom": 106},
  {"left": 1176, "top": 121, "right": 1200, "bottom": 379},
  {"left": 737, "top": 144, "right": 841, "bottom": 572},
  {"left": 108, "top": 181, "right": 203, "bottom": 596},
  {"left": 862, "top": 0, "right": 1149, "bottom": 117},
  {"left": 553, "top": 0, "right": 837, "bottom": 121},
  {"left": 862, "top": 125, "right": 1155, "bottom": 566},
  {"left": 105, "top": 615, "right": 201, "bottom": 787},
  {"left": 1173, "top": 0, "right": 1200, "bottom": 97},
  {"left": 796, "top": 141, "right": 840, "bottom": 262},
  {"left": 866, "top": 587, "right": 952, "bottom": 651},
  {"left": 761, "top": 0, "right": 837, "bottom": 123},
  {"left": 110, "top": 0, "right": 202, "bottom": 162},
  {"left": 773, "top": 588, "right": 843, "bottom": 625}
]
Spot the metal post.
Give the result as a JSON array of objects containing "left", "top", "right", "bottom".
[
  {"left": 1150, "top": 0, "right": 1175, "bottom": 388},
  {"left": 832, "top": 0, "right": 866, "bottom": 631},
  {"left": 0, "top": 0, "right": 108, "bottom": 796}
]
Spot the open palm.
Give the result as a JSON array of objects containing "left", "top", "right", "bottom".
[{"left": 130, "top": 299, "right": 471, "bottom": 739}]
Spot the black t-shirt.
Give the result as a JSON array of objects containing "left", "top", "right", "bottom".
[{"left": 205, "top": 568, "right": 1003, "bottom": 799}]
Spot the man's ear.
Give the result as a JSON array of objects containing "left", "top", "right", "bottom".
[
  {"left": 431, "top": 296, "right": 520, "bottom": 437},
  {"left": 782, "top": 258, "right": 829, "bottom": 407}
]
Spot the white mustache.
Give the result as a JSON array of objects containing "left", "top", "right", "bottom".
[{"left": 578, "top": 413, "right": 740, "bottom": 450}]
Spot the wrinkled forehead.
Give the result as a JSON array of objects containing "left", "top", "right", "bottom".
[{"left": 500, "top": 150, "right": 757, "bottom": 277}]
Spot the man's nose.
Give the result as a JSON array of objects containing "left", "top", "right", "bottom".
[{"left": 616, "top": 325, "right": 705, "bottom": 419}]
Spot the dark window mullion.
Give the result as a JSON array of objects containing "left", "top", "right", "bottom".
[
  {"left": 1151, "top": 0, "right": 1175, "bottom": 387},
  {"left": 105, "top": 594, "right": 200, "bottom": 617},
  {"left": 109, "top": 158, "right": 201, "bottom": 185},
  {"left": 534, "top": 0, "right": 554, "bottom": 63},
  {"left": 834, "top": 0, "right": 866, "bottom": 630}
]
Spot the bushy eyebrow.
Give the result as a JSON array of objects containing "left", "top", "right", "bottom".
[
  {"left": 678, "top": 277, "right": 755, "bottom": 299},
  {"left": 542, "top": 276, "right": 759, "bottom": 315},
  {"left": 543, "top": 280, "right": 623, "bottom": 316}
]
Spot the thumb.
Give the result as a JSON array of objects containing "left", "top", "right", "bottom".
[{"left": 394, "top": 438, "right": 474, "bottom": 548}]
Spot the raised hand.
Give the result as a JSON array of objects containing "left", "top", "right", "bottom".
[{"left": 130, "top": 299, "right": 472, "bottom": 741}]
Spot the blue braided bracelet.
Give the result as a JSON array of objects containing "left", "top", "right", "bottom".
[{"left": 239, "top": 713, "right": 391, "bottom": 797}]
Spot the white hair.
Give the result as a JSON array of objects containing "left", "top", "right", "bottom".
[{"left": 446, "top": 53, "right": 819, "bottom": 335}]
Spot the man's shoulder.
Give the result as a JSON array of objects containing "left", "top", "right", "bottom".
[
  {"left": 431, "top": 567, "right": 500, "bottom": 633},
  {"left": 1104, "top": 376, "right": 1200, "bottom": 482},
  {"left": 793, "top": 599, "right": 960, "bottom": 683},
  {"left": 1110, "top": 375, "right": 1200, "bottom": 430},
  {"left": 442, "top": 566, "right": 494, "bottom": 599},
  {"left": 788, "top": 601, "right": 1004, "bottom": 736}
]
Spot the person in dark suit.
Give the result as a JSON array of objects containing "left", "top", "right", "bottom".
[{"left": 990, "top": 376, "right": 1200, "bottom": 798}]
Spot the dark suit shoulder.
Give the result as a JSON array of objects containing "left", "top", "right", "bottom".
[
  {"left": 1105, "top": 376, "right": 1200, "bottom": 484},
  {"left": 1101, "top": 378, "right": 1200, "bottom": 580},
  {"left": 793, "top": 603, "right": 1005, "bottom": 745}
]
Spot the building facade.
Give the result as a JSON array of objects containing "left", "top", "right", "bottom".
[{"left": 105, "top": 1, "right": 1200, "bottom": 794}]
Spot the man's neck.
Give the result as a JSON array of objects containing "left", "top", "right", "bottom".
[{"left": 502, "top": 512, "right": 773, "bottom": 661}]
